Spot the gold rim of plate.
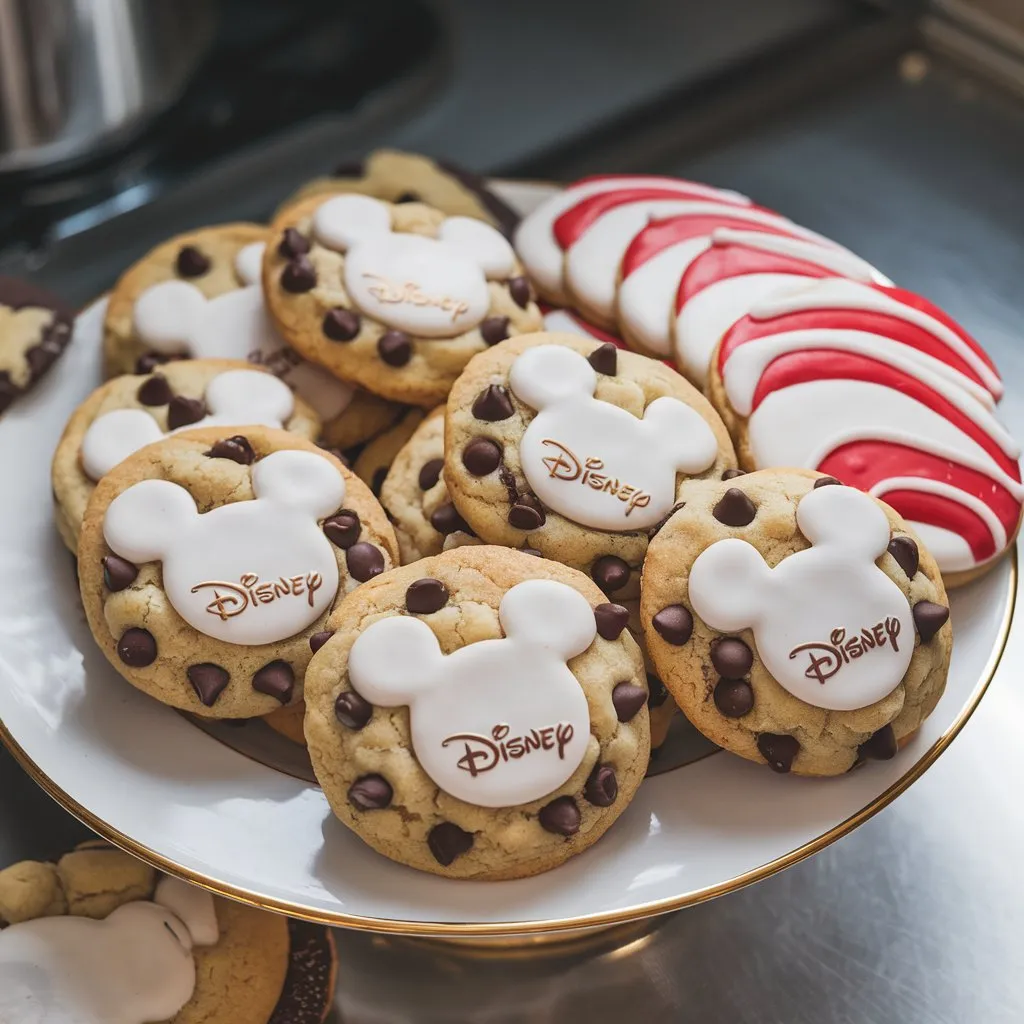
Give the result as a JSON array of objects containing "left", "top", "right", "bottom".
[{"left": 1, "top": 552, "right": 1015, "bottom": 937}]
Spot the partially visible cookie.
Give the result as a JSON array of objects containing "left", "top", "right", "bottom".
[
  {"left": 352, "top": 406, "right": 425, "bottom": 498},
  {"left": 52, "top": 360, "right": 320, "bottom": 553},
  {"left": 444, "top": 332, "right": 736, "bottom": 600},
  {"left": 0, "top": 276, "right": 74, "bottom": 417},
  {"left": 283, "top": 149, "right": 520, "bottom": 235},
  {"left": 318, "top": 387, "right": 404, "bottom": 451},
  {"left": 78, "top": 426, "right": 398, "bottom": 718},
  {"left": 641, "top": 470, "right": 952, "bottom": 776},
  {"left": 263, "top": 194, "right": 543, "bottom": 407},
  {"left": 304, "top": 546, "right": 650, "bottom": 880}
]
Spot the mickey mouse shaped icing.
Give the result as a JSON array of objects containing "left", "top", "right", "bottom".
[
  {"left": 688, "top": 484, "right": 914, "bottom": 711},
  {"left": 508, "top": 345, "right": 719, "bottom": 530},
  {"left": 348, "top": 579, "right": 594, "bottom": 807},
  {"left": 103, "top": 450, "right": 345, "bottom": 644},
  {"left": 132, "top": 244, "right": 353, "bottom": 421},
  {"left": 0, "top": 877, "right": 217, "bottom": 1024},
  {"left": 310, "top": 193, "right": 518, "bottom": 337},
  {"left": 80, "top": 369, "right": 295, "bottom": 481}
]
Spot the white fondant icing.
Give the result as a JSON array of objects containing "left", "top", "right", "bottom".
[
  {"left": 103, "top": 450, "right": 344, "bottom": 644},
  {"left": 234, "top": 242, "right": 265, "bottom": 286},
  {"left": 509, "top": 345, "right": 718, "bottom": 530},
  {"left": 81, "top": 369, "right": 296, "bottom": 481},
  {"left": 153, "top": 877, "right": 219, "bottom": 948},
  {"left": 348, "top": 579, "right": 595, "bottom": 807},
  {"left": 688, "top": 485, "right": 914, "bottom": 711},
  {"left": 904, "top": 521, "right": 974, "bottom": 573}
]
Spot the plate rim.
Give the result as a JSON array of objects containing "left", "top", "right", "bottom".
[{"left": 2, "top": 553, "right": 1014, "bottom": 937}]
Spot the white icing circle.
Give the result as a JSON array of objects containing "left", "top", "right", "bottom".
[{"left": 234, "top": 242, "right": 266, "bottom": 286}]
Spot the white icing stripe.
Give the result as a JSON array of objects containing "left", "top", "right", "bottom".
[
  {"left": 904, "top": 522, "right": 975, "bottom": 573},
  {"left": 870, "top": 476, "right": 1007, "bottom": 555},
  {"left": 747, "top": 380, "right": 1024, "bottom": 499},
  {"left": 541, "top": 307, "right": 611, "bottom": 342},
  {"left": 748, "top": 278, "right": 1003, "bottom": 398},
  {"left": 721, "top": 327, "right": 1006, "bottom": 436}
]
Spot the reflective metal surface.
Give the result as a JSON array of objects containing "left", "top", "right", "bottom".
[{"left": 0, "top": 0, "right": 214, "bottom": 172}]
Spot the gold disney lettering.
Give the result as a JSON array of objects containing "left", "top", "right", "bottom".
[
  {"left": 191, "top": 571, "right": 323, "bottom": 622},
  {"left": 441, "top": 722, "right": 576, "bottom": 778},
  {"left": 788, "top": 618, "right": 903, "bottom": 686},
  {"left": 362, "top": 273, "right": 470, "bottom": 323},
  {"left": 539, "top": 439, "right": 652, "bottom": 516}
]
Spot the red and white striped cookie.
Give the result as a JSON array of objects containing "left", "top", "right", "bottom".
[
  {"left": 707, "top": 277, "right": 1019, "bottom": 584},
  {"left": 514, "top": 175, "right": 749, "bottom": 315}
]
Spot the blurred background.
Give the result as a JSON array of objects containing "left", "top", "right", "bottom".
[{"left": 2, "top": 1, "right": 1023, "bottom": 1020}]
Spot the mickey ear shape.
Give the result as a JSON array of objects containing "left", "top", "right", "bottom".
[
  {"left": 797, "top": 483, "right": 891, "bottom": 560},
  {"left": 499, "top": 580, "right": 597, "bottom": 661},
  {"left": 642, "top": 397, "right": 720, "bottom": 473},
  {"left": 103, "top": 479, "right": 198, "bottom": 563},
  {"left": 348, "top": 615, "right": 445, "bottom": 706},
  {"left": 81, "top": 409, "right": 164, "bottom": 481},
  {"left": 250, "top": 449, "right": 346, "bottom": 519},
  {"left": 234, "top": 242, "right": 266, "bottom": 286},
  {"left": 132, "top": 280, "right": 207, "bottom": 354},
  {"left": 203, "top": 370, "right": 295, "bottom": 425},
  {"left": 509, "top": 345, "right": 598, "bottom": 412},
  {"left": 154, "top": 876, "right": 218, "bottom": 947},
  {"left": 688, "top": 537, "right": 771, "bottom": 632},
  {"left": 312, "top": 194, "right": 392, "bottom": 252},
  {"left": 436, "top": 217, "right": 517, "bottom": 280}
]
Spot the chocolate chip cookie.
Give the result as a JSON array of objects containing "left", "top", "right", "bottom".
[
  {"left": 262, "top": 194, "right": 543, "bottom": 407},
  {"left": 52, "top": 359, "right": 320, "bottom": 553},
  {"left": 78, "top": 426, "right": 398, "bottom": 718},
  {"left": 641, "top": 469, "right": 952, "bottom": 776},
  {"left": 444, "top": 332, "right": 736, "bottom": 600},
  {"left": 303, "top": 546, "right": 650, "bottom": 880}
]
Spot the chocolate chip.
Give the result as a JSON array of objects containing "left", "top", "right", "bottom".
[
  {"left": 323, "top": 510, "right": 361, "bottom": 548},
  {"left": 309, "top": 630, "right": 334, "bottom": 653},
  {"left": 134, "top": 352, "right": 177, "bottom": 375},
  {"left": 539, "top": 796, "right": 581, "bottom": 836},
  {"left": 117, "top": 628, "right": 157, "bottom": 667},
  {"left": 480, "top": 316, "right": 510, "bottom": 346},
  {"left": 348, "top": 775, "right": 393, "bottom": 811},
  {"left": 651, "top": 605, "right": 693, "bottom": 645},
  {"left": 647, "top": 673, "right": 669, "bottom": 708},
  {"left": 714, "top": 678, "right": 754, "bottom": 718},
  {"left": 278, "top": 227, "right": 311, "bottom": 259},
  {"left": 612, "top": 681, "right": 647, "bottom": 722},
  {"left": 346, "top": 542, "right": 385, "bottom": 582},
  {"left": 712, "top": 487, "right": 757, "bottom": 527},
  {"left": 472, "top": 384, "right": 514, "bottom": 421},
  {"left": 252, "top": 661, "right": 294, "bottom": 704},
  {"left": 813, "top": 475, "right": 842, "bottom": 488},
  {"left": 587, "top": 342, "right": 617, "bottom": 376},
  {"left": 591, "top": 555, "right": 630, "bottom": 594},
  {"left": 584, "top": 764, "right": 618, "bottom": 807},
  {"left": 166, "top": 395, "right": 206, "bottom": 430},
  {"left": 428, "top": 822, "right": 474, "bottom": 866},
  {"left": 205, "top": 435, "right": 255, "bottom": 465},
  {"left": 594, "top": 602, "right": 630, "bottom": 640},
  {"left": 461, "top": 437, "right": 502, "bottom": 477},
  {"left": 176, "top": 246, "right": 210, "bottom": 277},
  {"left": 508, "top": 276, "right": 532, "bottom": 308},
  {"left": 375, "top": 330, "right": 411, "bottom": 367},
  {"left": 323, "top": 308, "right": 360, "bottom": 341},
  {"left": 913, "top": 601, "right": 949, "bottom": 642},
  {"left": 136, "top": 375, "right": 172, "bottom": 406},
  {"left": 757, "top": 733, "right": 800, "bottom": 773},
  {"left": 406, "top": 578, "right": 449, "bottom": 614},
  {"left": 102, "top": 555, "right": 138, "bottom": 592},
  {"left": 0, "top": 373, "right": 15, "bottom": 413},
  {"left": 418, "top": 458, "right": 444, "bottom": 490},
  {"left": 335, "top": 691, "right": 372, "bottom": 729},
  {"left": 370, "top": 466, "right": 388, "bottom": 496},
  {"left": 430, "top": 502, "right": 469, "bottom": 535},
  {"left": 858, "top": 724, "right": 898, "bottom": 761},
  {"left": 281, "top": 257, "right": 317, "bottom": 293},
  {"left": 187, "top": 664, "right": 230, "bottom": 707},
  {"left": 711, "top": 637, "right": 753, "bottom": 678},
  {"left": 887, "top": 536, "right": 919, "bottom": 580},
  {"left": 721, "top": 468, "right": 746, "bottom": 481},
  {"left": 508, "top": 500, "right": 545, "bottom": 530},
  {"left": 395, "top": 191, "right": 421, "bottom": 203}
]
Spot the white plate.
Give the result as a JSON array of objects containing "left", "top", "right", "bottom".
[{"left": 0, "top": 188, "right": 1015, "bottom": 938}]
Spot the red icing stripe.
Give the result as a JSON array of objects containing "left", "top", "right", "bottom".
[
  {"left": 552, "top": 187, "right": 749, "bottom": 250},
  {"left": 620, "top": 212, "right": 790, "bottom": 278},
  {"left": 750, "top": 350, "right": 1017, "bottom": 475}
]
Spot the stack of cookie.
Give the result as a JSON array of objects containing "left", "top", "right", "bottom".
[{"left": 46, "top": 153, "right": 1013, "bottom": 883}]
